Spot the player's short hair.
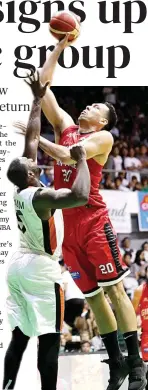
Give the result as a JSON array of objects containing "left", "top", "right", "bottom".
[
  {"left": 104, "top": 102, "right": 117, "bottom": 131},
  {"left": 7, "top": 158, "right": 28, "bottom": 189}
]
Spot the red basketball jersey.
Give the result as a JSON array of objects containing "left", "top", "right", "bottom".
[
  {"left": 54, "top": 125, "right": 107, "bottom": 214},
  {"left": 139, "top": 283, "right": 148, "bottom": 332}
]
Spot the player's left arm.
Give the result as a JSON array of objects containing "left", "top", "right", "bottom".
[
  {"left": 39, "top": 130, "right": 114, "bottom": 164},
  {"left": 23, "top": 71, "right": 49, "bottom": 161}
]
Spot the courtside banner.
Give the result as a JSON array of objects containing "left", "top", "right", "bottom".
[
  {"left": 137, "top": 191, "right": 148, "bottom": 232},
  {"left": 100, "top": 190, "right": 132, "bottom": 233}
]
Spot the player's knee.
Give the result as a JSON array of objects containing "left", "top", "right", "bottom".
[
  {"left": 105, "top": 281, "right": 126, "bottom": 305},
  {"left": 38, "top": 348, "right": 57, "bottom": 374},
  {"left": 38, "top": 336, "right": 60, "bottom": 373},
  {"left": 87, "top": 290, "right": 105, "bottom": 307}
]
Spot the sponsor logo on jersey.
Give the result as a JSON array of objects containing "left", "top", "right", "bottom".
[
  {"left": 71, "top": 271, "right": 81, "bottom": 280},
  {"left": 56, "top": 160, "right": 76, "bottom": 169},
  {"left": 143, "top": 297, "right": 148, "bottom": 302}
]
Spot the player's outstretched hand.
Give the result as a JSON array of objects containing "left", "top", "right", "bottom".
[
  {"left": 57, "top": 31, "right": 79, "bottom": 49},
  {"left": 70, "top": 145, "right": 86, "bottom": 162},
  {"left": 24, "top": 70, "right": 50, "bottom": 99}
]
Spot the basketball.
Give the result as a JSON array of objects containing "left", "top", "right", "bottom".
[{"left": 49, "top": 11, "right": 80, "bottom": 41}]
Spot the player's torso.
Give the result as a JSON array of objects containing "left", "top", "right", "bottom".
[
  {"left": 139, "top": 283, "right": 148, "bottom": 331},
  {"left": 54, "top": 125, "right": 107, "bottom": 213},
  {"left": 14, "top": 187, "right": 64, "bottom": 259}
]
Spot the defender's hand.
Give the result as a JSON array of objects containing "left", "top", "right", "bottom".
[
  {"left": 24, "top": 70, "right": 50, "bottom": 99},
  {"left": 70, "top": 145, "right": 86, "bottom": 162}
]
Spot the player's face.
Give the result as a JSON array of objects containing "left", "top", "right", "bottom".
[
  {"left": 20, "top": 158, "right": 41, "bottom": 186},
  {"left": 78, "top": 103, "right": 109, "bottom": 129}
]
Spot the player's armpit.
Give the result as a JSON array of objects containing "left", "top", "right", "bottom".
[
  {"left": 78, "top": 130, "right": 114, "bottom": 160},
  {"left": 33, "top": 187, "right": 88, "bottom": 211},
  {"left": 41, "top": 88, "right": 74, "bottom": 132}
]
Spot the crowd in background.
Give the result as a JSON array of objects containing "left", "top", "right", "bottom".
[{"left": 39, "top": 87, "right": 148, "bottom": 354}]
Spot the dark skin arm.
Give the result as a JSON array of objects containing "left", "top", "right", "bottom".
[
  {"left": 22, "top": 70, "right": 49, "bottom": 161},
  {"left": 33, "top": 146, "right": 91, "bottom": 219}
]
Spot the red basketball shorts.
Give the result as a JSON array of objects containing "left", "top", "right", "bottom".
[{"left": 62, "top": 206, "right": 130, "bottom": 297}]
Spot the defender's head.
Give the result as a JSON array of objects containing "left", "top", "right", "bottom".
[
  {"left": 7, "top": 157, "right": 41, "bottom": 190},
  {"left": 78, "top": 102, "right": 117, "bottom": 131}
]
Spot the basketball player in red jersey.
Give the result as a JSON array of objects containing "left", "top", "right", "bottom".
[
  {"left": 21, "top": 36, "right": 147, "bottom": 390},
  {"left": 132, "top": 266, "right": 148, "bottom": 365}
]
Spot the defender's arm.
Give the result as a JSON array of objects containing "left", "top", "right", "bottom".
[
  {"left": 33, "top": 147, "right": 90, "bottom": 212},
  {"left": 23, "top": 71, "right": 49, "bottom": 161}
]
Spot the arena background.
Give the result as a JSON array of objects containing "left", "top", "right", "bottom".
[{"left": 38, "top": 86, "right": 148, "bottom": 388}]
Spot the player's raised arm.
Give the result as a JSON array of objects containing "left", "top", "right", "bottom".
[
  {"left": 38, "top": 130, "right": 114, "bottom": 165},
  {"left": 40, "top": 36, "right": 74, "bottom": 133},
  {"left": 23, "top": 71, "right": 49, "bottom": 161},
  {"left": 33, "top": 146, "right": 90, "bottom": 213}
]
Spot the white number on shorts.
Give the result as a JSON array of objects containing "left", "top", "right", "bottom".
[
  {"left": 62, "top": 169, "right": 72, "bottom": 182},
  {"left": 99, "top": 263, "right": 114, "bottom": 274}
]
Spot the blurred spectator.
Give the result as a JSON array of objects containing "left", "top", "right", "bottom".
[
  {"left": 141, "top": 241, "right": 148, "bottom": 251},
  {"left": 123, "top": 253, "right": 139, "bottom": 299},
  {"left": 114, "top": 177, "right": 130, "bottom": 191},
  {"left": 104, "top": 155, "right": 115, "bottom": 181},
  {"left": 128, "top": 175, "right": 138, "bottom": 191},
  {"left": 130, "top": 250, "right": 147, "bottom": 284},
  {"left": 123, "top": 252, "right": 132, "bottom": 267},
  {"left": 135, "top": 182, "right": 142, "bottom": 191},
  {"left": 81, "top": 341, "right": 92, "bottom": 353},
  {"left": 120, "top": 237, "right": 135, "bottom": 260},
  {"left": 112, "top": 146, "right": 123, "bottom": 175},
  {"left": 103, "top": 173, "right": 115, "bottom": 189},
  {"left": 138, "top": 145, "right": 148, "bottom": 168},
  {"left": 40, "top": 167, "right": 54, "bottom": 187},
  {"left": 124, "top": 147, "right": 142, "bottom": 182},
  {"left": 141, "top": 241, "right": 148, "bottom": 262},
  {"left": 91, "top": 325, "right": 104, "bottom": 352},
  {"left": 110, "top": 126, "right": 120, "bottom": 139},
  {"left": 141, "top": 177, "right": 148, "bottom": 192},
  {"left": 102, "top": 87, "right": 117, "bottom": 105},
  {"left": 38, "top": 150, "right": 52, "bottom": 167},
  {"left": 118, "top": 171, "right": 129, "bottom": 187}
]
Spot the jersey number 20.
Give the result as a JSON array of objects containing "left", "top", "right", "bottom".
[{"left": 16, "top": 210, "right": 26, "bottom": 234}]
